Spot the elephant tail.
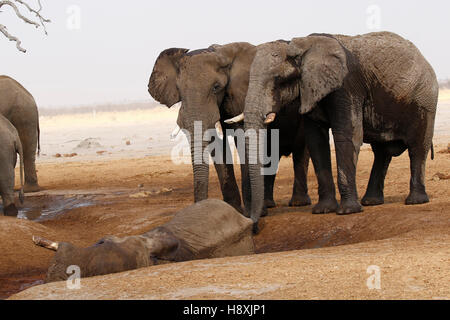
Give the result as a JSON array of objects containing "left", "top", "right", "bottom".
[
  {"left": 37, "top": 120, "right": 41, "bottom": 156},
  {"left": 431, "top": 143, "right": 434, "bottom": 160},
  {"left": 16, "top": 140, "right": 25, "bottom": 204}
]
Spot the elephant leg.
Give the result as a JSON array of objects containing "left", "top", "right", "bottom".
[
  {"left": 331, "top": 105, "right": 363, "bottom": 215},
  {"left": 264, "top": 172, "right": 277, "bottom": 209},
  {"left": 211, "top": 138, "right": 243, "bottom": 213},
  {"left": 0, "top": 174, "right": 18, "bottom": 217},
  {"left": 240, "top": 163, "right": 251, "bottom": 217},
  {"left": 405, "top": 145, "right": 430, "bottom": 205},
  {"left": 19, "top": 127, "right": 40, "bottom": 193},
  {"left": 361, "top": 143, "right": 393, "bottom": 206},
  {"left": 289, "top": 138, "right": 311, "bottom": 207},
  {"left": 304, "top": 117, "right": 338, "bottom": 214},
  {"left": 262, "top": 127, "right": 277, "bottom": 209}
]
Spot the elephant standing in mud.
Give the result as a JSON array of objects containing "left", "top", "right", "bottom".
[
  {"left": 0, "top": 76, "right": 41, "bottom": 193},
  {"left": 241, "top": 32, "right": 438, "bottom": 228},
  {"left": 34, "top": 199, "right": 254, "bottom": 282},
  {"left": 0, "top": 115, "right": 24, "bottom": 216},
  {"left": 148, "top": 42, "right": 311, "bottom": 217}
]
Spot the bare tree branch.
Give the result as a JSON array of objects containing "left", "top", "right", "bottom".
[
  {"left": 0, "top": 23, "right": 26, "bottom": 52},
  {"left": 0, "top": 0, "right": 50, "bottom": 53}
]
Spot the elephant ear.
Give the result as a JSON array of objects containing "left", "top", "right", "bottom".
[
  {"left": 213, "top": 42, "right": 255, "bottom": 69},
  {"left": 288, "top": 37, "right": 348, "bottom": 114},
  {"left": 148, "top": 48, "right": 188, "bottom": 107}
]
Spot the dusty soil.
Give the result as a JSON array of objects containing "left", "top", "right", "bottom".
[{"left": 1, "top": 144, "right": 449, "bottom": 300}]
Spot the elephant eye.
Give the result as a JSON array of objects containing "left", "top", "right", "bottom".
[{"left": 212, "top": 83, "right": 222, "bottom": 93}]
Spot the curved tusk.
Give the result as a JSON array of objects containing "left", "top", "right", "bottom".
[
  {"left": 215, "top": 121, "right": 224, "bottom": 139},
  {"left": 170, "top": 125, "right": 181, "bottom": 140},
  {"left": 33, "top": 235, "right": 59, "bottom": 251},
  {"left": 224, "top": 113, "right": 244, "bottom": 124},
  {"left": 264, "top": 113, "right": 276, "bottom": 125}
]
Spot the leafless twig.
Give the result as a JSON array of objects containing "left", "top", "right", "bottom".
[{"left": 0, "top": 0, "right": 50, "bottom": 53}]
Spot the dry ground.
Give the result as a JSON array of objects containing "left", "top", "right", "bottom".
[{"left": 1, "top": 144, "right": 449, "bottom": 299}]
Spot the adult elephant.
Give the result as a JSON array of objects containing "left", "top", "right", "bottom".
[
  {"left": 0, "top": 76, "right": 40, "bottom": 192},
  {"left": 148, "top": 42, "right": 311, "bottom": 216},
  {"left": 242, "top": 32, "right": 438, "bottom": 230}
]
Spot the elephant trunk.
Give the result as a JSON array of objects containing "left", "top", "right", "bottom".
[
  {"left": 186, "top": 122, "right": 212, "bottom": 203},
  {"left": 244, "top": 83, "right": 268, "bottom": 233},
  {"left": 191, "top": 143, "right": 210, "bottom": 202}
]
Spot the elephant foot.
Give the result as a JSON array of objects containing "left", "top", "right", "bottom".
[
  {"left": 4, "top": 204, "right": 18, "bottom": 217},
  {"left": 264, "top": 198, "right": 276, "bottom": 209},
  {"left": 24, "top": 183, "right": 41, "bottom": 193},
  {"left": 289, "top": 194, "right": 312, "bottom": 207},
  {"left": 312, "top": 198, "right": 338, "bottom": 214},
  {"left": 405, "top": 191, "right": 429, "bottom": 205},
  {"left": 361, "top": 194, "right": 384, "bottom": 206},
  {"left": 336, "top": 200, "right": 363, "bottom": 215}
]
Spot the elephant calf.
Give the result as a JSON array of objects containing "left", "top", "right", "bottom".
[
  {"left": 0, "top": 115, "right": 24, "bottom": 216},
  {"left": 34, "top": 199, "right": 254, "bottom": 282}
]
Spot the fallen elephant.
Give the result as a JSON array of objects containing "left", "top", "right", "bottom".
[{"left": 33, "top": 199, "right": 254, "bottom": 283}]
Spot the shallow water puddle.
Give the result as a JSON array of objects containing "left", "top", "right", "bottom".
[
  {"left": 18, "top": 195, "right": 96, "bottom": 221},
  {"left": 2, "top": 189, "right": 128, "bottom": 221}
]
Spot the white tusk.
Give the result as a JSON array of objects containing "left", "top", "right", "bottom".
[
  {"left": 215, "top": 121, "right": 224, "bottom": 139},
  {"left": 264, "top": 113, "right": 276, "bottom": 124},
  {"left": 170, "top": 125, "right": 181, "bottom": 140},
  {"left": 224, "top": 113, "right": 244, "bottom": 124},
  {"left": 33, "top": 235, "right": 59, "bottom": 251}
]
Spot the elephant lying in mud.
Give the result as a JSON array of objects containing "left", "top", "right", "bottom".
[
  {"left": 148, "top": 42, "right": 311, "bottom": 218},
  {"left": 0, "top": 115, "right": 24, "bottom": 216},
  {"left": 0, "top": 76, "right": 41, "bottom": 193},
  {"left": 34, "top": 199, "right": 254, "bottom": 282},
  {"left": 242, "top": 32, "right": 438, "bottom": 225}
]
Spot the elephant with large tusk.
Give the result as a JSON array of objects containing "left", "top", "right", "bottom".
[
  {"left": 242, "top": 32, "right": 438, "bottom": 227},
  {"left": 148, "top": 42, "right": 311, "bottom": 224},
  {"left": 0, "top": 115, "right": 25, "bottom": 216},
  {"left": 0, "top": 76, "right": 41, "bottom": 193},
  {"left": 34, "top": 199, "right": 254, "bottom": 282}
]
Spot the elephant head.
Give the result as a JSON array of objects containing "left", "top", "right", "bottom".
[
  {"left": 148, "top": 43, "right": 256, "bottom": 204},
  {"left": 35, "top": 231, "right": 179, "bottom": 282},
  {"left": 243, "top": 36, "right": 348, "bottom": 228}
]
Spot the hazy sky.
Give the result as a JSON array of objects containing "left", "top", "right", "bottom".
[{"left": 1, "top": 0, "right": 449, "bottom": 107}]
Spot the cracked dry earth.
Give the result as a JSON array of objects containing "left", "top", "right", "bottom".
[{"left": 1, "top": 145, "right": 449, "bottom": 300}]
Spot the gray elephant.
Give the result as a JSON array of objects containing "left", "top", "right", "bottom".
[
  {"left": 0, "top": 115, "right": 24, "bottom": 216},
  {"left": 241, "top": 32, "right": 438, "bottom": 230},
  {"left": 0, "top": 75, "right": 40, "bottom": 193},
  {"left": 148, "top": 42, "right": 310, "bottom": 216},
  {"left": 34, "top": 199, "right": 254, "bottom": 282}
]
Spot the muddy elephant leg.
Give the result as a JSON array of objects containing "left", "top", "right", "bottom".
[
  {"left": 0, "top": 175, "right": 18, "bottom": 217},
  {"left": 362, "top": 143, "right": 393, "bottom": 206},
  {"left": 240, "top": 163, "right": 251, "bottom": 217},
  {"left": 331, "top": 104, "right": 364, "bottom": 215},
  {"left": 405, "top": 145, "right": 430, "bottom": 205},
  {"left": 19, "top": 127, "right": 40, "bottom": 192},
  {"left": 290, "top": 139, "right": 311, "bottom": 207},
  {"left": 263, "top": 158, "right": 278, "bottom": 209},
  {"left": 211, "top": 137, "right": 243, "bottom": 213},
  {"left": 304, "top": 117, "right": 338, "bottom": 214}
]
